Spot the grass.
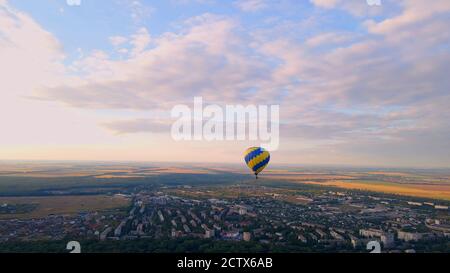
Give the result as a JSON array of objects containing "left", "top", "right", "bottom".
[{"left": 0, "top": 195, "right": 130, "bottom": 219}]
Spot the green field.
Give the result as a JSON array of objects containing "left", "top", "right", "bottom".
[{"left": 0, "top": 195, "right": 130, "bottom": 219}]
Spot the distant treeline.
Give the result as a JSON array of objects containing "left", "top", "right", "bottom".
[
  {"left": 0, "top": 237, "right": 449, "bottom": 253},
  {"left": 0, "top": 173, "right": 246, "bottom": 196},
  {"left": 0, "top": 238, "right": 340, "bottom": 253}
]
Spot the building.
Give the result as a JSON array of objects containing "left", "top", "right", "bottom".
[
  {"left": 380, "top": 233, "right": 395, "bottom": 248},
  {"left": 297, "top": 234, "right": 307, "bottom": 243},
  {"left": 349, "top": 235, "right": 360, "bottom": 248},
  {"left": 136, "top": 223, "right": 145, "bottom": 236},
  {"left": 309, "top": 233, "right": 318, "bottom": 241},
  {"left": 100, "top": 227, "right": 112, "bottom": 241},
  {"left": 397, "top": 231, "right": 423, "bottom": 242},
  {"left": 204, "top": 228, "right": 215, "bottom": 239},
  {"left": 183, "top": 224, "right": 191, "bottom": 233},
  {"left": 114, "top": 221, "right": 126, "bottom": 237},
  {"left": 359, "top": 228, "right": 384, "bottom": 238},
  {"left": 157, "top": 210, "right": 165, "bottom": 222},
  {"left": 315, "top": 229, "right": 327, "bottom": 238},
  {"left": 330, "top": 230, "right": 344, "bottom": 241},
  {"left": 359, "top": 228, "right": 395, "bottom": 247}
]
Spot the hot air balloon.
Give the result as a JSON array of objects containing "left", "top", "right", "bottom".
[{"left": 244, "top": 147, "right": 270, "bottom": 179}]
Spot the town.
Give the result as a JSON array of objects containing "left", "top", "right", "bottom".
[{"left": 1, "top": 183, "right": 448, "bottom": 253}]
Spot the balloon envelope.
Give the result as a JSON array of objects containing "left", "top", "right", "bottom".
[{"left": 244, "top": 147, "right": 270, "bottom": 176}]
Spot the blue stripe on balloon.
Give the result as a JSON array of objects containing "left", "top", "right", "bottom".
[
  {"left": 245, "top": 150, "right": 257, "bottom": 163},
  {"left": 245, "top": 148, "right": 263, "bottom": 163},
  {"left": 252, "top": 155, "right": 270, "bottom": 173}
]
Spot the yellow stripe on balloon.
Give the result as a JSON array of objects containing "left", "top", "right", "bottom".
[
  {"left": 255, "top": 163, "right": 269, "bottom": 175},
  {"left": 248, "top": 152, "right": 269, "bottom": 169},
  {"left": 244, "top": 147, "right": 259, "bottom": 157}
]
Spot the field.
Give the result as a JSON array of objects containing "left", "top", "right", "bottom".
[
  {"left": 262, "top": 171, "right": 450, "bottom": 200},
  {"left": 0, "top": 195, "right": 130, "bottom": 220},
  {"left": 0, "top": 162, "right": 450, "bottom": 201},
  {"left": 166, "top": 185, "right": 315, "bottom": 206}
]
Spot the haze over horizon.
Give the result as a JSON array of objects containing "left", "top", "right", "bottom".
[
  {"left": 1, "top": 159, "right": 450, "bottom": 172},
  {"left": 1, "top": 0, "right": 450, "bottom": 168}
]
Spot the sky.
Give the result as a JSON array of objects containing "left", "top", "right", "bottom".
[{"left": 0, "top": 0, "right": 449, "bottom": 168}]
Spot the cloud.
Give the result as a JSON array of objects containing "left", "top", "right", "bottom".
[
  {"left": 234, "top": 0, "right": 268, "bottom": 12},
  {"left": 116, "top": 0, "right": 154, "bottom": 23},
  {"left": 252, "top": 1, "right": 450, "bottom": 166},
  {"left": 310, "top": 0, "right": 339, "bottom": 9},
  {"left": 0, "top": 2, "right": 66, "bottom": 96},
  {"left": 109, "top": 35, "right": 128, "bottom": 47},
  {"left": 172, "top": 0, "right": 215, "bottom": 4},
  {"left": 310, "top": 0, "right": 384, "bottom": 17},
  {"left": 130, "top": 27, "right": 151, "bottom": 56},
  {"left": 102, "top": 119, "right": 171, "bottom": 134},
  {"left": 305, "top": 32, "right": 354, "bottom": 48},
  {"left": 2, "top": 0, "right": 450, "bottom": 166},
  {"left": 0, "top": 1, "right": 111, "bottom": 152},
  {"left": 365, "top": 0, "right": 450, "bottom": 35},
  {"left": 37, "top": 14, "right": 271, "bottom": 110},
  {"left": 66, "top": 0, "right": 81, "bottom": 7}
]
